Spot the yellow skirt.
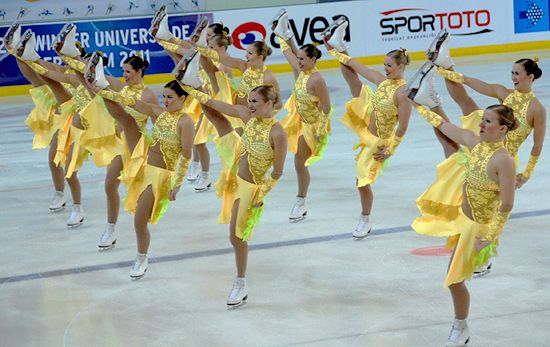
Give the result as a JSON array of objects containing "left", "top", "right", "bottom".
[
  {"left": 25, "top": 85, "right": 58, "bottom": 149},
  {"left": 183, "top": 96, "right": 203, "bottom": 125},
  {"left": 64, "top": 125, "right": 89, "bottom": 178},
  {"left": 414, "top": 110, "right": 483, "bottom": 220},
  {"left": 340, "top": 84, "right": 374, "bottom": 140},
  {"left": 234, "top": 176, "right": 264, "bottom": 241},
  {"left": 215, "top": 71, "right": 244, "bottom": 130},
  {"left": 120, "top": 134, "right": 149, "bottom": 210},
  {"left": 53, "top": 99, "right": 79, "bottom": 167},
  {"left": 123, "top": 164, "right": 174, "bottom": 224},
  {"left": 355, "top": 129, "right": 391, "bottom": 187},
  {"left": 281, "top": 95, "right": 331, "bottom": 167},
  {"left": 194, "top": 114, "right": 216, "bottom": 145},
  {"left": 213, "top": 131, "right": 242, "bottom": 224},
  {"left": 79, "top": 95, "right": 124, "bottom": 167},
  {"left": 412, "top": 209, "right": 490, "bottom": 287}
]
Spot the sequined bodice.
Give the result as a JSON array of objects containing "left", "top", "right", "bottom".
[
  {"left": 73, "top": 84, "right": 91, "bottom": 110},
  {"left": 121, "top": 83, "right": 147, "bottom": 129},
  {"left": 503, "top": 90, "right": 535, "bottom": 156},
  {"left": 151, "top": 110, "right": 183, "bottom": 171},
  {"left": 237, "top": 65, "right": 266, "bottom": 98},
  {"left": 294, "top": 68, "right": 322, "bottom": 124},
  {"left": 241, "top": 117, "right": 277, "bottom": 184},
  {"left": 373, "top": 79, "right": 406, "bottom": 138},
  {"left": 465, "top": 141, "right": 504, "bottom": 223}
]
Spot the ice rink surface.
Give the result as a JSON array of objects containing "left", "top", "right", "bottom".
[{"left": 1, "top": 50, "right": 549, "bottom": 346}]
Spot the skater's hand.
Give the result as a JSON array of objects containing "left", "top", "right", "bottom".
[
  {"left": 253, "top": 201, "right": 264, "bottom": 208},
  {"left": 474, "top": 237, "right": 492, "bottom": 252},
  {"left": 515, "top": 173, "right": 528, "bottom": 189},
  {"left": 323, "top": 36, "right": 334, "bottom": 50},
  {"left": 169, "top": 186, "right": 181, "bottom": 201},
  {"left": 373, "top": 145, "right": 390, "bottom": 161}
]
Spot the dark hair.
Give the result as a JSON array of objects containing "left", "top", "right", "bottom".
[
  {"left": 301, "top": 44, "right": 322, "bottom": 59},
  {"left": 123, "top": 55, "right": 150, "bottom": 76},
  {"left": 84, "top": 52, "right": 108, "bottom": 66},
  {"left": 251, "top": 85, "right": 279, "bottom": 106},
  {"left": 387, "top": 48, "right": 410, "bottom": 66},
  {"left": 211, "top": 34, "right": 233, "bottom": 49},
  {"left": 164, "top": 80, "right": 188, "bottom": 97},
  {"left": 515, "top": 58, "right": 542, "bottom": 80},
  {"left": 487, "top": 104, "right": 518, "bottom": 132},
  {"left": 251, "top": 41, "right": 272, "bottom": 61},
  {"left": 209, "top": 23, "right": 230, "bottom": 37},
  {"left": 75, "top": 41, "right": 87, "bottom": 58}
]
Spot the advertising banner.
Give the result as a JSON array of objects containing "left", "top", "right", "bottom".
[{"left": 0, "top": 13, "right": 210, "bottom": 87}]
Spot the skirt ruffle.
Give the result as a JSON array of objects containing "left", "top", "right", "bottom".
[
  {"left": 213, "top": 131, "right": 242, "bottom": 224},
  {"left": 355, "top": 129, "right": 391, "bottom": 187},
  {"left": 234, "top": 176, "right": 264, "bottom": 241},
  {"left": 340, "top": 84, "right": 374, "bottom": 141},
  {"left": 120, "top": 134, "right": 149, "bottom": 211},
  {"left": 25, "top": 85, "right": 58, "bottom": 149}
]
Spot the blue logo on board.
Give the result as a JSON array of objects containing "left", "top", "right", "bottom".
[{"left": 514, "top": 0, "right": 550, "bottom": 33}]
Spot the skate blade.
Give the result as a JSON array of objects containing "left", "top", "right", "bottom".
[
  {"left": 227, "top": 296, "right": 248, "bottom": 310},
  {"left": 321, "top": 16, "right": 346, "bottom": 37},
  {"left": 271, "top": 9, "right": 287, "bottom": 25},
  {"left": 194, "top": 184, "right": 211, "bottom": 193},
  {"left": 67, "top": 218, "right": 84, "bottom": 229},
  {"left": 49, "top": 204, "right": 66, "bottom": 213},
  {"left": 406, "top": 61, "right": 435, "bottom": 101},
  {"left": 426, "top": 29, "right": 449, "bottom": 58},
  {"left": 352, "top": 230, "right": 371, "bottom": 241},
  {"left": 289, "top": 215, "right": 306, "bottom": 223},
  {"left": 130, "top": 269, "right": 147, "bottom": 281},
  {"left": 473, "top": 268, "right": 491, "bottom": 278},
  {"left": 98, "top": 241, "right": 116, "bottom": 252}
]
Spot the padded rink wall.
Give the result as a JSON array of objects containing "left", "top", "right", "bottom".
[{"left": 1, "top": 0, "right": 549, "bottom": 95}]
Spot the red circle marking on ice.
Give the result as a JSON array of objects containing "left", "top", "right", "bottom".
[{"left": 411, "top": 245, "right": 452, "bottom": 256}]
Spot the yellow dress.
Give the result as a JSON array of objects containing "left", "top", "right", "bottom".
[
  {"left": 412, "top": 141, "right": 505, "bottom": 287},
  {"left": 233, "top": 65, "right": 267, "bottom": 129},
  {"left": 24, "top": 85, "right": 58, "bottom": 149},
  {"left": 123, "top": 110, "right": 189, "bottom": 224},
  {"left": 341, "top": 78, "right": 406, "bottom": 187},
  {"left": 215, "top": 117, "right": 278, "bottom": 241},
  {"left": 193, "top": 68, "right": 217, "bottom": 145},
  {"left": 280, "top": 68, "right": 330, "bottom": 166},
  {"left": 416, "top": 90, "right": 535, "bottom": 221}
]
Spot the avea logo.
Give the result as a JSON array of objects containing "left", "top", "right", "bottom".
[{"left": 232, "top": 22, "right": 266, "bottom": 50}]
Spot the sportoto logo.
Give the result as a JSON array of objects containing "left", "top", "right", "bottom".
[
  {"left": 232, "top": 22, "right": 266, "bottom": 50},
  {"left": 380, "top": 8, "right": 493, "bottom": 37}
]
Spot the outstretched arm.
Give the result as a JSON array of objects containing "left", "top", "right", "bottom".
[
  {"left": 277, "top": 36, "right": 300, "bottom": 78},
  {"left": 181, "top": 85, "right": 249, "bottom": 119},
  {"left": 217, "top": 50, "right": 247, "bottom": 72},
  {"left": 327, "top": 49, "right": 385, "bottom": 86}
]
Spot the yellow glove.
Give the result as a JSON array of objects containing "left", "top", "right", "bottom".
[
  {"left": 61, "top": 56, "right": 86, "bottom": 73},
  {"left": 25, "top": 61, "right": 48, "bottom": 76},
  {"left": 255, "top": 175, "right": 279, "bottom": 204},
  {"left": 388, "top": 134, "right": 403, "bottom": 154},
  {"left": 521, "top": 154, "right": 539, "bottom": 179},
  {"left": 328, "top": 49, "right": 351, "bottom": 64},
  {"left": 437, "top": 67, "right": 464, "bottom": 84},
  {"left": 485, "top": 210, "right": 510, "bottom": 241},
  {"left": 415, "top": 105, "right": 444, "bottom": 128},
  {"left": 182, "top": 85, "right": 211, "bottom": 104},
  {"left": 197, "top": 46, "right": 220, "bottom": 61},
  {"left": 157, "top": 39, "right": 180, "bottom": 53},
  {"left": 172, "top": 37, "right": 184, "bottom": 45},
  {"left": 172, "top": 155, "right": 191, "bottom": 188},
  {"left": 98, "top": 89, "right": 137, "bottom": 107}
]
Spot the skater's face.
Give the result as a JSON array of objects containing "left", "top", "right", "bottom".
[
  {"left": 479, "top": 109, "right": 507, "bottom": 141},
  {"left": 511, "top": 63, "right": 534, "bottom": 91},
  {"left": 123, "top": 64, "right": 142, "bottom": 85},
  {"left": 383, "top": 56, "right": 404, "bottom": 79},
  {"left": 297, "top": 49, "right": 316, "bottom": 71},
  {"left": 207, "top": 27, "right": 215, "bottom": 44},
  {"left": 245, "top": 46, "right": 261, "bottom": 63},
  {"left": 163, "top": 88, "right": 185, "bottom": 111},
  {"left": 247, "top": 91, "right": 273, "bottom": 118}
]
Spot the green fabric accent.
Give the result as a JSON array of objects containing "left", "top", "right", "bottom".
[
  {"left": 241, "top": 205, "right": 264, "bottom": 241},
  {"left": 454, "top": 148, "right": 468, "bottom": 165},
  {"left": 156, "top": 196, "right": 170, "bottom": 222},
  {"left": 475, "top": 241, "right": 497, "bottom": 268},
  {"left": 305, "top": 105, "right": 334, "bottom": 167}
]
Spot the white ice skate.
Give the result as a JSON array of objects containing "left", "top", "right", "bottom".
[
  {"left": 149, "top": 5, "right": 172, "bottom": 40},
  {"left": 352, "top": 214, "right": 372, "bottom": 240},
  {"left": 446, "top": 319, "right": 470, "bottom": 347},
  {"left": 129, "top": 254, "right": 148, "bottom": 280},
  {"left": 427, "top": 29, "right": 454, "bottom": 69},
  {"left": 289, "top": 197, "right": 307, "bottom": 223},
  {"left": 191, "top": 16, "right": 209, "bottom": 47},
  {"left": 66, "top": 204, "right": 85, "bottom": 229},
  {"left": 3, "top": 22, "right": 22, "bottom": 51},
  {"left": 194, "top": 171, "right": 211, "bottom": 192},
  {"left": 98, "top": 224, "right": 116, "bottom": 250},
  {"left": 187, "top": 161, "right": 200, "bottom": 181},
  {"left": 15, "top": 29, "right": 40, "bottom": 62},
  {"left": 173, "top": 49, "right": 203, "bottom": 88},
  {"left": 271, "top": 9, "right": 292, "bottom": 41},
  {"left": 227, "top": 277, "right": 248, "bottom": 309},
  {"left": 49, "top": 191, "right": 66, "bottom": 213},
  {"left": 473, "top": 262, "right": 492, "bottom": 278},
  {"left": 407, "top": 61, "right": 441, "bottom": 109},
  {"left": 322, "top": 16, "right": 348, "bottom": 52},
  {"left": 55, "top": 23, "right": 80, "bottom": 57},
  {"left": 85, "top": 51, "right": 110, "bottom": 89}
]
